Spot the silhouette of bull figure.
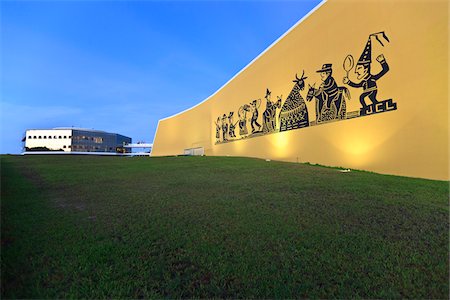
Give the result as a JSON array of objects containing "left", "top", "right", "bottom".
[{"left": 279, "top": 71, "right": 310, "bottom": 132}]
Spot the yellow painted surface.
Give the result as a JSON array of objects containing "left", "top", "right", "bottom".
[{"left": 152, "top": 0, "right": 449, "bottom": 180}]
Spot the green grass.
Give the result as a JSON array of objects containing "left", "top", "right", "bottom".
[{"left": 1, "top": 155, "right": 448, "bottom": 298}]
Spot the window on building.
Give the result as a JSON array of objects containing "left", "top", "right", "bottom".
[
  {"left": 33, "top": 136, "right": 37, "bottom": 139},
  {"left": 63, "top": 145, "right": 66, "bottom": 148},
  {"left": 94, "top": 137, "right": 103, "bottom": 143},
  {"left": 59, "top": 136, "right": 62, "bottom": 139},
  {"left": 49, "top": 136, "right": 52, "bottom": 139},
  {"left": 69, "top": 136, "right": 72, "bottom": 138},
  {"left": 64, "top": 136, "right": 67, "bottom": 139},
  {"left": 43, "top": 136, "right": 47, "bottom": 139},
  {"left": 68, "top": 145, "right": 71, "bottom": 148},
  {"left": 54, "top": 136, "right": 57, "bottom": 139},
  {"left": 28, "top": 136, "right": 32, "bottom": 139},
  {"left": 38, "top": 136, "right": 42, "bottom": 139}
]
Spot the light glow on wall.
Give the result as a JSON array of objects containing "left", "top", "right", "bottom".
[
  {"left": 270, "top": 132, "right": 291, "bottom": 157},
  {"left": 327, "top": 121, "right": 398, "bottom": 166}
]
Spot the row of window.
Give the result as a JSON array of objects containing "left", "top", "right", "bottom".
[
  {"left": 28, "top": 135, "right": 71, "bottom": 139},
  {"left": 27, "top": 135, "right": 105, "bottom": 144},
  {"left": 72, "top": 145, "right": 114, "bottom": 150},
  {"left": 33, "top": 145, "right": 115, "bottom": 150},
  {"left": 31, "top": 145, "right": 115, "bottom": 150},
  {"left": 72, "top": 136, "right": 104, "bottom": 143}
]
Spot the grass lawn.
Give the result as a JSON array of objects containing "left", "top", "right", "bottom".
[{"left": 1, "top": 155, "right": 448, "bottom": 298}]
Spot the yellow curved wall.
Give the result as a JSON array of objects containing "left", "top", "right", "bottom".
[{"left": 152, "top": 0, "right": 449, "bottom": 181}]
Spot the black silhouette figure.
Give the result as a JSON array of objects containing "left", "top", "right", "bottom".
[
  {"left": 221, "top": 114, "right": 228, "bottom": 141},
  {"left": 306, "top": 83, "right": 329, "bottom": 122},
  {"left": 306, "top": 64, "right": 350, "bottom": 122},
  {"left": 214, "top": 117, "right": 220, "bottom": 142},
  {"left": 238, "top": 104, "right": 250, "bottom": 136},
  {"left": 250, "top": 99, "right": 261, "bottom": 133},
  {"left": 228, "top": 112, "right": 237, "bottom": 138},
  {"left": 279, "top": 71, "right": 310, "bottom": 131},
  {"left": 262, "top": 89, "right": 282, "bottom": 133},
  {"left": 343, "top": 32, "right": 393, "bottom": 115}
]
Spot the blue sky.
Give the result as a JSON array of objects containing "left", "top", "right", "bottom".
[{"left": 1, "top": 0, "right": 321, "bottom": 154}]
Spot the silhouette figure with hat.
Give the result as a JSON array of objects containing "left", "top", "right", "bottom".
[
  {"left": 214, "top": 117, "right": 220, "bottom": 142},
  {"left": 262, "top": 88, "right": 282, "bottom": 133},
  {"left": 228, "top": 111, "right": 237, "bottom": 138},
  {"left": 238, "top": 104, "right": 250, "bottom": 136},
  {"left": 315, "top": 63, "right": 340, "bottom": 109},
  {"left": 306, "top": 63, "right": 350, "bottom": 122},
  {"left": 221, "top": 114, "right": 228, "bottom": 141},
  {"left": 250, "top": 99, "right": 261, "bottom": 133},
  {"left": 343, "top": 32, "right": 390, "bottom": 110}
]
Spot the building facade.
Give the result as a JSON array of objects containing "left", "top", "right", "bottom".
[
  {"left": 151, "top": 0, "right": 449, "bottom": 180},
  {"left": 24, "top": 128, "right": 132, "bottom": 153}
]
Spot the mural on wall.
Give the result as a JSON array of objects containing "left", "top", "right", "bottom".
[
  {"left": 343, "top": 31, "right": 396, "bottom": 116},
  {"left": 238, "top": 104, "right": 250, "bottom": 136},
  {"left": 250, "top": 99, "right": 262, "bottom": 133},
  {"left": 306, "top": 64, "right": 350, "bottom": 123},
  {"left": 228, "top": 112, "right": 237, "bottom": 138},
  {"left": 221, "top": 114, "right": 228, "bottom": 142},
  {"left": 215, "top": 117, "right": 220, "bottom": 143},
  {"left": 262, "top": 89, "right": 282, "bottom": 133},
  {"left": 279, "top": 71, "right": 310, "bottom": 132},
  {"left": 214, "top": 32, "right": 397, "bottom": 144}
]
